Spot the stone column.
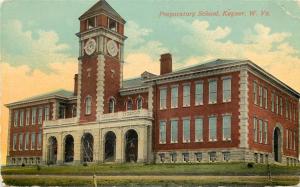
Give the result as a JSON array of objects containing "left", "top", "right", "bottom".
[
  {"left": 56, "top": 133, "right": 63, "bottom": 164},
  {"left": 98, "top": 129, "right": 104, "bottom": 163},
  {"left": 92, "top": 129, "right": 100, "bottom": 163},
  {"left": 42, "top": 133, "right": 48, "bottom": 164},
  {"left": 239, "top": 67, "right": 249, "bottom": 149},
  {"left": 115, "top": 128, "right": 123, "bottom": 163},
  {"left": 137, "top": 126, "right": 146, "bottom": 163},
  {"left": 73, "top": 131, "right": 82, "bottom": 164}
]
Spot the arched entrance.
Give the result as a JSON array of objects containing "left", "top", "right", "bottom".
[
  {"left": 81, "top": 133, "right": 94, "bottom": 162},
  {"left": 48, "top": 136, "right": 57, "bottom": 164},
  {"left": 274, "top": 127, "right": 281, "bottom": 162},
  {"left": 64, "top": 135, "right": 74, "bottom": 163},
  {"left": 104, "top": 131, "right": 116, "bottom": 162},
  {"left": 125, "top": 129, "right": 138, "bottom": 162}
]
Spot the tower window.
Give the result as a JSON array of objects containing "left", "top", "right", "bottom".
[
  {"left": 87, "top": 17, "right": 96, "bottom": 29},
  {"left": 108, "top": 18, "right": 117, "bottom": 31},
  {"left": 85, "top": 96, "right": 92, "bottom": 115},
  {"left": 109, "top": 98, "right": 115, "bottom": 113},
  {"left": 127, "top": 99, "right": 133, "bottom": 111}
]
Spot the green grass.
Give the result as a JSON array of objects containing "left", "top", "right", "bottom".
[
  {"left": 1, "top": 162, "right": 300, "bottom": 176},
  {"left": 2, "top": 175, "right": 300, "bottom": 186}
]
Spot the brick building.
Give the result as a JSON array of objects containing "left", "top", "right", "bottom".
[{"left": 6, "top": 0, "right": 299, "bottom": 166}]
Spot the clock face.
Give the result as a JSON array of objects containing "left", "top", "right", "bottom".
[
  {"left": 84, "top": 38, "right": 96, "bottom": 55},
  {"left": 107, "top": 40, "right": 118, "bottom": 57}
]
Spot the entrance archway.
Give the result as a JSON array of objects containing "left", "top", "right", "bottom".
[
  {"left": 125, "top": 129, "right": 138, "bottom": 162},
  {"left": 64, "top": 135, "right": 74, "bottom": 163},
  {"left": 81, "top": 133, "right": 94, "bottom": 162},
  {"left": 274, "top": 127, "right": 281, "bottom": 162},
  {"left": 104, "top": 131, "right": 116, "bottom": 162},
  {"left": 48, "top": 136, "right": 57, "bottom": 164}
]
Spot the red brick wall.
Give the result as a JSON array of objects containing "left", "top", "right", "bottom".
[
  {"left": 9, "top": 103, "right": 53, "bottom": 157},
  {"left": 79, "top": 44, "right": 98, "bottom": 122},
  {"left": 248, "top": 72, "right": 298, "bottom": 157},
  {"left": 153, "top": 71, "right": 240, "bottom": 151}
]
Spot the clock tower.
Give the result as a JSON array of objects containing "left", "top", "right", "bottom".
[{"left": 76, "top": 0, "right": 126, "bottom": 122}]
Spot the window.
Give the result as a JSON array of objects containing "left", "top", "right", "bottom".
[
  {"left": 265, "top": 154, "right": 269, "bottom": 164},
  {"left": 195, "top": 117, "right": 203, "bottom": 142},
  {"left": 182, "top": 153, "right": 189, "bottom": 162},
  {"left": 31, "top": 108, "right": 37, "bottom": 125},
  {"left": 222, "top": 78, "right": 231, "bottom": 102},
  {"left": 170, "top": 120, "right": 178, "bottom": 143},
  {"left": 137, "top": 97, "right": 143, "bottom": 110},
  {"left": 159, "top": 153, "right": 165, "bottom": 163},
  {"left": 37, "top": 131, "right": 42, "bottom": 150},
  {"left": 195, "top": 152, "right": 202, "bottom": 162},
  {"left": 253, "top": 82, "right": 258, "bottom": 105},
  {"left": 108, "top": 18, "right": 117, "bottom": 31},
  {"left": 286, "top": 99, "right": 289, "bottom": 119},
  {"left": 260, "top": 154, "right": 264, "bottom": 163},
  {"left": 253, "top": 117, "right": 258, "bottom": 143},
  {"left": 159, "top": 121, "right": 166, "bottom": 144},
  {"left": 209, "top": 116, "right": 217, "bottom": 141},
  {"left": 209, "top": 152, "right": 217, "bottom": 162},
  {"left": 87, "top": 17, "right": 96, "bottom": 29},
  {"left": 276, "top": 95, "right": 279, "bottom": 114},
  {"left": 25, "top": 132, "right": 29, "bottom": 150},
  {"left": 127, "top": 99, "right": 133, "bottom": 111},
  {"left": 289, "top": 130, "right": 292, "bottom": 149},
  {"left": 59, "top": 105, "right": 66, "bottom": 119},
  {"left": 271, "top": 92, "right": 275, "bottom": 112},
  {"left": 223, "top": 152, "right": 230, "bottom": 162},
  {"left": 264, "top": 121, "right": 268, "bottom": 144},
  {"left": 183, "top": 118, "right": 190, "bottom": 143},
  {"left": 13, "top": 134, "right": 17, "bottom": 151},
  {"left": 85, "top": 96, "right": 92, "bottom": 115},
  {"left": 183, "top": 84, "right": 190, "bottom": 107},
  {"left": 109, "top": 98, "right": 115, "bottom": 113},
  {"left": 44, "top": 106, "right": 49, "bottom": 121},
  {"left": 13, "top": 111, "right": 19, "bottom": 127},
  {"left": 263, "top": 88, "right": 268, "bottom": 109},
  {"left": 171, "top": 86, "right": 178, "bottom": 108},
  {"left": 38, "top": 108, "right": 43, "bottom": 124},
  {"left": 286, "top": 130, "right": 289, "bottom": 149},
  {"left": 19, "top": 133, "right": 23, "bottom": 150},
  {"left": 26, "top": 109, "right": 30, "bottom": 125},
  {"left": 209, "top": 80, "right": 217, "bottom": 104},
  {"left": 20, "top": 110, "right": 24, "bottom": 126},
  {"left": 170, "top": 153, "right": 177, "bottom": 162},
  {"left": 159, "top": 88, "right": 167, "bottom": 109},
  {"left": 293, "top": 131, "right": 296, "bottom": 150},
  {"left": 259, "top": 120, "right": 263, "bottom": 143},
  {"left": 31, "top": 133, "right": 36, "bottom": 150},
  {"left": 280, "top": 97, "right": 283, "bottom": 115},
  {"left": 289, "top": 103, "right": 292, "bottom": 120},
  {"left": 222, "top": 115, "right": 231, "bottom": 141},
  {"left": 259, "top": 86, "right": 263, "bottom": 107},
  {"left": 195, "top": 82, "right": 203, "bottom": 105},
  {"left": 72, "top": 106, "right": 77, "bottom": 117},
  {"left": 254, "top": 153, "right": 258, "bottom": 163}
]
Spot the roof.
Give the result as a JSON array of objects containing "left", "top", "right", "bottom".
[
  {"left": 79, "top": 0, "right": 125, "bottom": 23},
  {"left": 6, "top": 89, "right": 75, "bottom": 107},
  {"left": 122, "top": 77, "right": 143, "bottom": 89}
]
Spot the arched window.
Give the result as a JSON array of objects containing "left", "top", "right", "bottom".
[
  {"left": 85, "top": 96, "right": 92, "bottom": 115},
  {"left": 127, "top": 99, "right": 133, "bottom": 111},
  {"left": 109, "top": 98, "right": 115, "bottom": 113},
  {"left": 137, "top": 96, "right": 143, "bottom": 110}
]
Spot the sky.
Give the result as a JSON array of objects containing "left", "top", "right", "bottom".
[{"left": 1, "top": 0, "right": 300, "bottom": 165}]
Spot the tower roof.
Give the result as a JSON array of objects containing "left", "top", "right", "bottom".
[{"left": 79, "top": 0, "right": 125, "bottom": 23}]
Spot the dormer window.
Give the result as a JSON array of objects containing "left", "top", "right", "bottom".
[
  {"left": 108, "top": 18, "right": 117, "bottom": 31},
  {"left": 87, "top": 17, "right": 96, "bottom": 29}
]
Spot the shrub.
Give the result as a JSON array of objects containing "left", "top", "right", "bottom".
[
  {"left": 247, "top": 162, "right": 254, "bottom": 168},
  {"left": 36, "top": 165, "right": 41, "bottom": 171},
  {"left": 83, "top": 162, "right": 88, "bottom": 166},
  {"left": 21, "top": 163, "right": 25, "bottom": 167}
]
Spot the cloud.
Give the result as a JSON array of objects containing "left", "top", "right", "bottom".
[
  {"left": 124, "top": 21, "right": 168, "bottom": 78},
  {"left": 172, "top": 19, "right": 300, "bottom": 92},
  {"left": 1, "top": 20, "right": 74, "bottom": 72}
]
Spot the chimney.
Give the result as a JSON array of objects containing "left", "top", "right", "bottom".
[
  {"left": 160, "top": 53, "right": 172, "bottom": 75},
  {"left": 74, "top": 74, "right": 78, "bottom": 96}
]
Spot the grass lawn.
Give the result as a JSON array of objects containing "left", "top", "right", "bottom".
[{"left": 1, "top": 162, "right": 300, "bottom": 176}]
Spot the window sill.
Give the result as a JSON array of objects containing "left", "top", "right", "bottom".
[
  {"left": 182, "top": 105, "right": 190, "bottom": 108},
  {"left": 159, "top": 142, "right": 166, "bottom": 144},
  {"left": 222, "top": 100, "right": 231, "bottom": 103},
  {"left": 159, "top": 108, "right": 167, "bottom": 110},
  {"left": 170, "top": 141, "right": 178, "bottom": 144},
  {"left": 171, "top": 106, "right": 178, "bottom": 109},
  {"left": 208, "top": 102, "right": 217, "bottom": 105},
  {"left": 195, "top": 140, "right": 203, "bottom": 143},
  {"left": 183, "top": 141, "right": 191, "bottom": 143},
  {"left": 195, "top": 103, "right": 203, "bottom": 106},
  {"left": 209, "top": 139, "right": 217, "bottom": 142}
]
